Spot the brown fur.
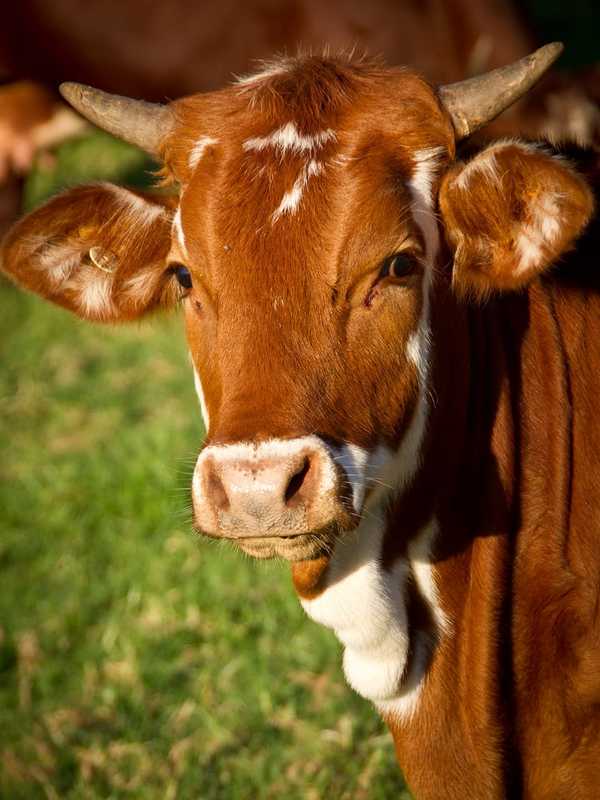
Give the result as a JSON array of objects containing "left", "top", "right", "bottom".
[
  {"left": 2, "top": 57, "right": 598, "bottom": 798},
  {"left": 441, "top": 141, "right": 593, "bottom": 298}
]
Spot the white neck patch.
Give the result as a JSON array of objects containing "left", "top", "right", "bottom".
[{"left": 301, "top": 146, "right": 448, "bottom": 721}]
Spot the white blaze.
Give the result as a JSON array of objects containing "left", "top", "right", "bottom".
[
  {"left": 173, "top": 207, "right": 188, "bottom": 259},
  {"left": 192, "top": 365, "right": 209, "bottom": 431}
]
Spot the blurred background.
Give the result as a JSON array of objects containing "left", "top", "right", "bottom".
[{"left": 1, "top": 2, "right": 598, "bottom": 797}]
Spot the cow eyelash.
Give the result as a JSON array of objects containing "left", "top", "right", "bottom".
[
  {"left": 168, "top": 262, "right": 193, "bottom": 290},
  {"left": 378, "top": 252, "right": 417, "bottom": 280}
]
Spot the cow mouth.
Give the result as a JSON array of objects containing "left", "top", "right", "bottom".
[
  {"left": 234, "top": 533, "right": 332, "bottom": 561},
  {"left": 198, "top": 522, "right": 345, "bottom": 562}
]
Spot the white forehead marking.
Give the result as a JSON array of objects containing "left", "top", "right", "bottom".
[
  {"left": 271, "top": 159, "right": 324, "bottom": 223},
  {"left": 243, "top": 122, "right": 336, "bottom": 156},
  {"left": 188, "top": 136, "right": 218, "bottom": 171},
  {"left": 243, "top": 122, "right": 334, "bottom": 223},
  {"left": 173, "top": 207, "right": 188, "bottom": 258}
]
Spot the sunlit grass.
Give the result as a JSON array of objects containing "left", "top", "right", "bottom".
[{"left": 0, "top": 133, "right": 411, "bottom": 798}]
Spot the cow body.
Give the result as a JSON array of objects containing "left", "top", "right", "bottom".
[
  {"left": 290, "top": 134, "right": 600, "bottom": 797},
  {"left": 2, "top": 54, "right": 599, "bottom": 797},
  {"left": 0, "top": 0, "right": 535, "bottom": 96},
  {"left": 413, "top": 264, "right": 600, "bottom": 797},
  {"left": 299, "top": 251, "right": 600, "bottom": 798}
]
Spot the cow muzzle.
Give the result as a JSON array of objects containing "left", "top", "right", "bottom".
[{"left": 192, "top": 436, "right": 351, "bottom": 560}]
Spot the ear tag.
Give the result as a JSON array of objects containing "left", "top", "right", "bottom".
[{"left": 88, "top": 247, "right": 117, "bottom": 273}]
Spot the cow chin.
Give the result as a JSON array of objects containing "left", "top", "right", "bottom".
[
  {"left": 235, "top": 532, "right": 335, "bottom": 562},
  {"left": 200, "top": 517, "right": 349, "bottom": 562}
]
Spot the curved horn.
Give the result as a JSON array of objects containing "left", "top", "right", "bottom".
[
  {"left": 439, "top": 42, "right": 564, "bottom": 140},
  {"left": 59, "top": 82, "right": 173, "bottom": 155}
]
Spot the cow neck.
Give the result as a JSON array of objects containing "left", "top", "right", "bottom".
[
  {"left": 293, "top": 269, "right": 580, "bottom": 792},
  {"left": 386, "top": 277, "right": 581, "bottom": 799}
]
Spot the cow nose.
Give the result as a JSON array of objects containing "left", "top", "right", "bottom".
[
  {"left": 204, "top": 453, "right": 310, "bottom": 515},
  {"left": 192, "top": 438, "right": 340, "bottom": 538}
]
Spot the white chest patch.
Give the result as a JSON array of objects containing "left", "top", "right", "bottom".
[
  {"left": 301, "top": 514, "right": 446, "bottom": 718},
  {"left": 301, "top": 512, "right": 409, "bottom": 702}
]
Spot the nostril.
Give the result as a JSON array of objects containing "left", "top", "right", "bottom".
[
  {"left": 206, "top": 465, "right": 230, "bottom": 512},
  {"left": 284, "top": 457, "right": 311, "bottom": 508}
]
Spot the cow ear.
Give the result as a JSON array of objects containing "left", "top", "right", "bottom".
[
  {"left": 439, "top": 141, "right": 594, "bottom": 299},
  {"left": 1, "top": 183, "right": 181, "bottom": 321}
]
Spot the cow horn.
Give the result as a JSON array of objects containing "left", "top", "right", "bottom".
[
  {"left": 439, "top": 42, "right": 563, "bottom": 139},
  {"left": 59, "top": 82, "right": 173, "bottom": 155}
]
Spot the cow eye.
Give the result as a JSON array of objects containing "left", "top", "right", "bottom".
[
  {"left": 379, "top": 253, "right": 415, "bottom": 280},
  {"left": 170, "top": 263, "right": 193, "bottom": 289}
]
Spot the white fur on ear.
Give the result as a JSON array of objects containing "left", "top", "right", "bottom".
[
  {"left": 440, "top": 139, "right": 594, "bottom": 297},
  {"left": 1, "top": 183, "right": 174, "bottom": 322},
  {"left": 515, "top": 191, "right": 562, "bottom": 274}
]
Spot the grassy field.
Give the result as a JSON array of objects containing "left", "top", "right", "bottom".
[{"left": 0, "top": 135, "right": 411, "bottom": 798}]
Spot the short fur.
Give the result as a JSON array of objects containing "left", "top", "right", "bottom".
[{"left": 2, "top": 56, "right": 597, "bottom": 799}]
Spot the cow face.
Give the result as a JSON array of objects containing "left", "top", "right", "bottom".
[
  {"left": 2, "top": 58, "right": 592, "bottom": 561},
  {"left": 164, "top": 64, "right": 458, "bottom": 560}
]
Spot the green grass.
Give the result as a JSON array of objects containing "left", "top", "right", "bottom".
[{"left": 0, "top": 135, "right": 411, "bottom": 798}]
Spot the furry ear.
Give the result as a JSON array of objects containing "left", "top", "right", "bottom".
[
  {"left": 439, "top": 141, "right": 594, "bottom": 299},
  {"left": 1, "top": 183, "right": 180, "bottom": 321}
]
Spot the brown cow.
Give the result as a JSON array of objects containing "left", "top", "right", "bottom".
[{"left": 2, "top": 44, "right": 599, "bottom": 798}]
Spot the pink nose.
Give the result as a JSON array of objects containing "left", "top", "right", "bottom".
[{"left": 192, "top": 438, "right": 340, "bottom": 538}]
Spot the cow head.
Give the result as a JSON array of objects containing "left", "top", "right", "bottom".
[{"left": 2, "top": 45, "right": 593, "bottom": 562}]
